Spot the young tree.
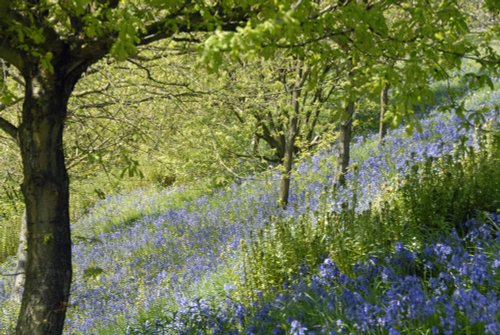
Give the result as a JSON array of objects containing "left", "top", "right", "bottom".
[
  {"left": 379, "top": 83, "right": 389, "bottom": 142},
  {"left": 201, "top": 56, "right": 338, "bottom": 207},
  {"left": 279, "top": 60, "right": 310, "bottom": 207},
  {"left": 203, "top": 0, "right": 498, "bottom": 192},
  {"left": 12, "top": 210, "right": 27, "bottom": 303}
]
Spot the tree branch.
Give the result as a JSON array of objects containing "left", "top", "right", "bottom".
[
  {"left": 275, "top": 29, "right": 354, "bottom": 49},
  {"left": 0, "top": 116, "right": 18, "bottom": 142},
  {"left": 0, "top": 39, "right": 24, "bottom": 70},
  {"left": 0, "top": 271, "right": 25, "bottom": 277},
  {"left": 139, "top": 4, "right": 248, "bottom": 46}
]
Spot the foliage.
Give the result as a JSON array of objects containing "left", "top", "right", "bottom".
[
  {"left": 1, "top": 0, "right": 275, "bottom": 330},
  {"left": 0, "top": 1, "right": 499, "bottom": 333},
  {"left": 203, "top": 0, "right": 499, "bottom": 125},
  {"left": 0, "top": 85, "right": 497, "bottom": 334},
  {"left": 239, "top": 108, "right": 499, "bottom": 296},
  {"left": 0, "top": 41, "right": 251, "bottom": 261}
]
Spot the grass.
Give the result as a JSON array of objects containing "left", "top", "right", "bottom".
[
  {"left": 0, "top": 199, "right": 22, "bottom": 264},
  {"left": 0, "top": 82, "right": 499, "bottom": 334}
]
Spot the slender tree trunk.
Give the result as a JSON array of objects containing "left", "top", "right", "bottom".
[
  {"left": 379, "top": 83, "right": 389, "bottom": 142},
  {"left": 251, "top": 133, "right": 259, "bottom": 155},
  {"left": 279, "top": 64, "right": 309, "bottom": 208},
  {"left": 279, "top": 117, "right": 297, "bottom": 208},
  {"left": 334, "top": 100, "right": 354, "bottom": 188},
  {"left": 12, "top": 209, "right": 27, "bottom": 303},
  {"left": 16, "top": 64, "right": 74, "bottom": 335}
]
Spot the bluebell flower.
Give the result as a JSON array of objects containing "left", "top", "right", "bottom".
[
  {"left": 388, "top": 328, "right": 400, "bottom": 335},
  {"left": 290, "top": 320, "right": 307, "bottom": 335},
  {"left": 485, "top": 321, "right": 500, "bottom": 335}
]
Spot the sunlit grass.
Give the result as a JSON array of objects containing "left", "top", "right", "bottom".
[{"left": 0, "top": 83, "right": 498, "bottom": 334}]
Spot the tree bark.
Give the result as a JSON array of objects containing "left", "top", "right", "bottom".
[
  {"left": 15, "top": 63, "right": 75, "bottom": 335},
  {"left": 12, "top": 209, "right": 27, "bottom": 303},
  {"left": 279, "top": 116, "right": 297, "bottom": 208},
  {"left": 279, "top": 64, "right": 309, "bottom": 208},
  {"left": 334, "top": 100, "right": 354, "bottom": 188},
  {"left": 379, "top": 83, "right": 389, "bottom": 142}
]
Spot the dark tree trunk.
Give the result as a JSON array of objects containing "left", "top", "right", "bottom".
[
  {"left": 15, "top": 64, "right": 74, "bottom": 335},
  {"left": 379, "top": 83, "right": 389, "bottom": 142},
  {"left": 334, "top": 100, "right": 354, "bottom": 188},
  {"left": 12, "top": 210, "right": 27, "bottom": 303}
]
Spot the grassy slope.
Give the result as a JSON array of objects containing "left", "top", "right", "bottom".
[{"left": 0, "top": 84, "right": 499, "bottom": 334}]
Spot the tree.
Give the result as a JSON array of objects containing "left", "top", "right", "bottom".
[
  {"left": 279, "top": 60, "right": 310, "bottom": 207},
  {"left": 203, "top": 0, "right": 498, "bottom": 193},
  {"left": 200, "top": 55, "right": 339, "bottom": 207},
  {"left": 12, "top": 210, "right": 26, "bottom": 303},
  {"left": 0, "top": 1, "right": 498, "bottom": 334},
  {"left": 379, "top": 82, "right": 389, "bottom": 142},
  {"left": 0, "top": 1, "right": 253, "bottom": 333}
]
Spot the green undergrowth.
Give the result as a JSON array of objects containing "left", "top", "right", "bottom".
[
  {"left": 0, "top": 220, "right": 19, "bottom": 264},
  {"left": 233, "top": 136, "right": 499, "bottom": 304}
]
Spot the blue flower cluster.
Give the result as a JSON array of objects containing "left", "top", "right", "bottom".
[{"left": 126, "top": 216, "right": 498, "bottom": 335}]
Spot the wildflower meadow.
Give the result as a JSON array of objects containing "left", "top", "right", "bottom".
[{"left": 2, "top": 81, "right": 498, "bottom": 334}]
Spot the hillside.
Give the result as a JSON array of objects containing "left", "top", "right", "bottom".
[{"left": 1, "top": 87, "right": 499, "bottom": 334}]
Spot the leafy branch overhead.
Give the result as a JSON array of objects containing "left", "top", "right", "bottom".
[
  {"left": 0, "top": 1, "right": 287, "bottom": 140},
  {"left": 203, "top": 0, "right": 499, "bottom": 124},
  {"left": 0, "top": 1, "right": 498, "bottom": 335}
]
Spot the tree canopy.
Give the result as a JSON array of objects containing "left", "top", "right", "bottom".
[{"left": 0, "top": 1, "right": 498, "bottom": 334}]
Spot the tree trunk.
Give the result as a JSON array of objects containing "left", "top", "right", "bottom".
[
  {"left": 279, "top": 117, "right": 297, "bottom": 208},
  {"left": 379, "top": 83, "right": 389, "bottom": 142},
  {"left": 334, "top": 100, "right": 354, "bottom": 188},
  {"left": 15, "top": 65, "right": 74, "bottom": 335},
  {"left": 12, "top": 209, "right": 27, "bottom": 303},
  {"left": 279, "top": 65, "right": 309, "bottom": 208}
]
